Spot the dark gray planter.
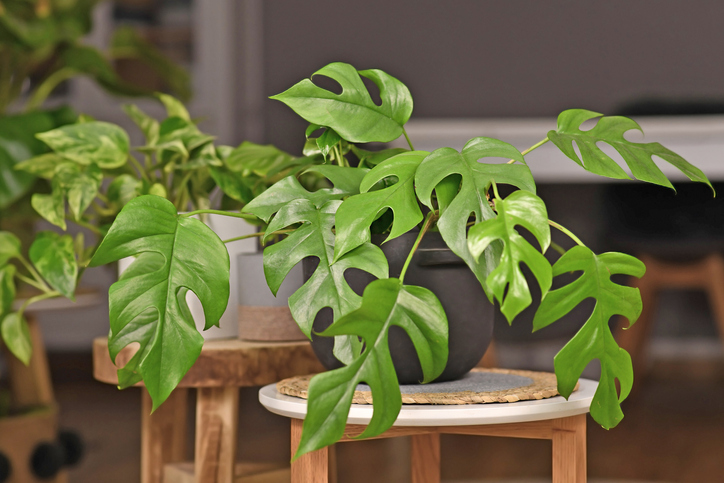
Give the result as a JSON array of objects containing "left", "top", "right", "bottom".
[{"left": 304, "top": 231, "right": 494, "bottom": 384}]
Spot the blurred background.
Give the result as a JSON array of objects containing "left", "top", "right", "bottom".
[{"left": 2, "top": 1, "right": 723, "bottom": 482}]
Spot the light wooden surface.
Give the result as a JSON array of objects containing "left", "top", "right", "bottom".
[
  {"left": 142, "top": 389, "right": 188, "bottom": 483},
  {"left": 0, "top": 407, "right": 67, "bottom": 483},
  {"left": 617, "top": 253, "right": 724, "bottom": 384},
  {"left": 290, "top": 419, "right": 328, "bottom": 483},
  {"left": 195, "top": 387, "right": 239, "bottom": 483},
  {"left": 93, "top": 337, "right": 324, "bottom": 388},
  {"left": 410, "top": 433, "right": 440, "bottom": 483},
  {"left": 163, "top": 462, "right": 289, "bottom": 483}
]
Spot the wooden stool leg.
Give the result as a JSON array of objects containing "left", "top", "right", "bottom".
[
  {"left": 291, "top": 419, "right": 328, "bottom": 483},
  {"left": 195, "top": 387, "right": 239, "bottom": 483},
  {"left": 411, "top": 433, "right": 440, "bottom": 483},
  {"left": 704, "top": 254, "right": 724, "bottom": 347},
  {"left": 552, "top": 415, "right": 586, "bottom": 483},
  {"left": 141, "top": 388, "right": 188, "bottom": 483}
]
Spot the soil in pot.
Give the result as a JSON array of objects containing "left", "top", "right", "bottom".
[{"left": 305, "top": 230, "right": 494, "bottom": 384}]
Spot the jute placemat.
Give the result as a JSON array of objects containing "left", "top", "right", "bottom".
[{"left": 277, "top": 368, "right": 575, "bottom": 405}]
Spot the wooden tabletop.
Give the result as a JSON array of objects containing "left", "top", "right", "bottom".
[{"left": 93, "top": 337, "right": 324, "bottom": 388}]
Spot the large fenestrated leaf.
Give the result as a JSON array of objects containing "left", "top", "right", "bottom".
[
  {"left": 270, "top": 62, "right": 413, "bottom": 143},
  {"left": 243, "top": 167, "right": 368, "bottom": 222},
  {"left": 415, "top": 138, "right": 536, "bottom": 294},
  {"left": 29, "top": 231, "right": 77, "bottom": 300},
  {"left": 36, "top": 121, "right": 130, "bottom": 169},
  {"left": 333, "top": 151, "right": 428, "bottom": 262},
  {"left": 468, "top": 190, "right": 552, "bottom": 322},
  {"left": 549, "top": 109, "right": 712, "bottom": 190},
  {"left": 533, "top": 246, "right": 645, "bottom": 429},
  {"left": 262, "top": 199, "right": 388, "bottom": 364},
  {"left": 89, "top": 195, "right": 230, "bottom": 409},
  {"left": 294, "top": 278, "right": 447, "bottom": 458}
]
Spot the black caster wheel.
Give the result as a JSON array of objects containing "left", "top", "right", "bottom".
[
  {"left": 0, "top": 452, "right": 11, "bottom": 483},
  {"left": 58, "top": 430, "right": 84, "bottom": 467},
  {"left": 30, "top": 442, "right": 63, "bottom": 479}
]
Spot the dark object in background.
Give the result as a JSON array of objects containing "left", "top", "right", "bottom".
[
  {"left": 617, "top": 98, "right": 724, "bottom": 117},
  {"left": 0, "top": 452, "right": 10, "bottom": 482}
]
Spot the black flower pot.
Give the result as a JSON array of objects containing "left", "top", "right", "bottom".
[{"left": 305, "top": 231, "right": 494, "bottom": 384}]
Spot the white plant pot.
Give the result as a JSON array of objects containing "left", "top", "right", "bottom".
[
  {"left": 118, "top": 213, "right": 257, "bottom": 340},
  {"left": 237, "top": 252, "right": 306, "bottom": 342}
]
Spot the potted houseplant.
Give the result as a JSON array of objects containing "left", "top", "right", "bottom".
[
  {"left": 87, "top": 61, "right": 712, "bottom": 459},
  {"left": 0, "top": 96, "right": 304, "bottom": 363}
]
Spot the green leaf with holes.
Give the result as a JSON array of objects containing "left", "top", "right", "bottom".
[
  {"left": 89, "top": 195, "right": 230, "bottom": 409},
  {"left": 36, "top": 121, "right": 130, "bottom": 169},
  {"left": 549, "top": 109, "right": 713, "bottom": 190},
  {"left": 333, "top": 151, "right": 428, "bottom": 261},
  {"left": 415, "top": 138, "right": 536, "bottom": 294},
  {"left": 295, "top": 278, "right": 447, "bottom": 458},
  {"left": 263, "top": 199, "right": 388, "bottom": 364},
  {"left": 468, "top": 189, "right": 552, "bottom": 322},
  {"left": 29, "top": 231, "right": 77, "bottom": 300},
  {"left": 533, "top": 246, "right": 645, "bottom": 429},
  {"left": 271, "top": 62, "right": 413, "bottom": 143}
]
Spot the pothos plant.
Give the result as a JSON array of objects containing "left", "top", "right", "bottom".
[
  {"left": 0, "top": 95, "right": 306, "bottom": 366},
  {"left": 88, "top": 62, "right": 712, "bottom": 458}
]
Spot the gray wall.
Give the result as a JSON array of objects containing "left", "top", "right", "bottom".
[{"left": 260, "top": 0, "right": 724, "bottom": 151}]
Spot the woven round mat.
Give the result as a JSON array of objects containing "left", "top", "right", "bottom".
[{"left": 277, "top": 368, "right": 575, "bottom": 405}]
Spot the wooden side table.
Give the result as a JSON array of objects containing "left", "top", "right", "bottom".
[
  {"left": 93, "top": 337, "right": 324, "bottom": 483},
  {"left": 259, "top": 379, "right": 597, "bottom": 483}
]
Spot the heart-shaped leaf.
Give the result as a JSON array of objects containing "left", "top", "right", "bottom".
[
  {"left": 225, "top": 141, "right": 294, "bottom": 176},
  {"left": 1, "top": 312, "right": 32, "bottom": 366},
  {"left": 468, "top": 189, "right": 552, "bottom": 322},
  {"left": 0, "top": 232, "right": 21, "bottom": 266},
  {"left": 271, "top": 62, "right": 413, "bottom": 143},
  {"left": 89, "top": 195, "right": 230, "bottom": 408},
  {"left": 415, "top": 138, "right": 536, "bottom": 293},
  {"left": 533, "top": 246, "right": 645, "bottom": 429},
  {"left": 29, "top": 231, "right": 78, "bottom": 300},
  {"left": 263, "top": 199, "right": 388, "bottom": 364},
  {"left": 243, "top": 167, "right": 368, "bottom": 223},
  {"left": 55, "top": 163, "right": 103, "bottom": 219},
  {"left": 36, "top": 121, "right": 130, "bottom": 169},
  {"left": 549, "top": 109, "right": 713, "bottom": 190},
  {"left": 123, "top": 104, "right": 160, "bottom": 146},
  {"left": 333, "top": 151, "right": 428, "bottom": 261},
  {"left": 31, "top": 188, "right": 66, "bottom": 230},
  {"left": 14, "top": 153, "right": 66, "bottom": 179},
  {"left": 295, "top": 278, "right": 448, "bottom": 458}
]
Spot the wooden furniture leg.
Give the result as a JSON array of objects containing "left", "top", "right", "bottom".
[
  {"left": 141, "top": 388, "right": 188, "bottom": 483},
  {"left": 552, "top": 415, "right": 587, "bottom": 483},
  {"left": 195, "top": 387, "right": 239, "bottom": 483},
  {"left": 291, "top": 418, "right": 328, "bottom": 483},
  {"left": 4, "top": 315, "right": 55, "bottom": 406},
  {"left": 411, "top": 433, "right": 440, "bottom": 483},
  {"left": 703, "top": 254, "right": 724, "bottom": 344}
]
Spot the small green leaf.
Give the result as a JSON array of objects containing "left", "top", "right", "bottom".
[
  {"left": 316, "top": 128, "right": 342, "bottom": 160},
  {"left": 295, "top": 278, "right": 447, "bottom": 458},
  {"left": 0, "top": 265, "right": 16, "bottom": 317},
  {"left": 157, "top": 94, "right": 191, "bottom": 122},
  {"left": 123, "top": 104, "right": 160, "bottom": 145},
  {"left": 263, "top": 199, "right": 388, "bottom": 363},
  {"left": 31, "top": 190, "right": 66, "bottom": 230},
  {"left": 533, "top": 246, "right": 645, "bottom": 429},
  {"left": 415, "top": 138, "right": 536, "bottom": 294},
  {"left": 89, "top": 195, "right": 230, "bottom": 409},
  {"left": 29, "top": 231, "right": 77, "bottom": 300},
  {"left": 468, "top": 190, "right": 552, "bottom": 322},
  {"left": 37, "top": 121, "right": 130, "bottom": 169},
  {"left": 1, "top": 313, "right": 32, "bottom": 365},
  {"left": 225, "top": 142, "right": 294, "bottom": 177},
  {"left": 271, "top": 62, "right": 413, "bottom": 143},
  {"left": 14, "top": 153, "right": 66, "bottom": 178},
  {"left": 209, "top": 166, "right": 254, "bottom": 204},
  {"left": 549, "top": 109, "right": 713, "bottom": 191},
  {"left": 55, "top": 163, "right": 103, "bottom": 219},
  {"left": 106, "top": 174, "right": 143, "bottom": 208},
  {"left": 333, "top": 151, "right": 428, "bottom": 261},
  {"left": 148, "top": 183, "right": 167, "bottom": 198},
  {"left": 0, "top": 232, "right": 21, "bottom": 266}
]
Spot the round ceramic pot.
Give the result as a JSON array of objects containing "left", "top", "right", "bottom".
[{"left": 305, "top": 231, "right": 494, "bottom": 384}]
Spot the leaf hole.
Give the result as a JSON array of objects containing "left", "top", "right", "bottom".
[
  {"left": 361, "top": 76, "right": 383, "bottom": 107},
  {"left": 311, "top": 74, "right": 344, "bottom": 96},
  {"left": 578, "top": 118, "right": 599, "bottom": 132},
  {"left": 595, "top": 141, "right": 634, "bottom": 178},
  {"left": 344, "top": 268, "right": 377, "bottom": 297}
]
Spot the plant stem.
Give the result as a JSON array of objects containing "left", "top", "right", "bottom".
[
  {"left": 17, "top": 290, "right": 61, "bottom": 321},
  {"left": 128, "top": 155, "right": 151, "bottom": 183},
  {"left": 17, "top": 255, "right": 51, "bottom": 292},
  {"left": 548, "top": 219, "right": 585, "bottom": 247},
  {"left": 15, "top": 273, "right": 47, "bottom": 291},
  {"left": 24, "top": 67, "right": 78, "bottom": 112},
  {"left": 507, "top": 137, "right": 550, "bottom": 164},
  {"left": 402, "top": 127, "right": 415, "bottom": 151},
  {"left": 549, "top": 241, "right": 567, "bottom": 256},
  {"left": 181, "top": 209, "right": 259, "bottom": 222},
  {"left": 222, "top": 229, "right": 295, "bottom": 244},
  {"left": 73, "top": 218, "right": 104, "bottom": 236},
  {"left": 399, "top": 211, "right": 436, "bottom": 284}
]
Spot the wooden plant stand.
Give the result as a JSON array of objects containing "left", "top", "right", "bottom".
[{"left": 93, "top": 337, "right": 324, "bottom": 483}]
